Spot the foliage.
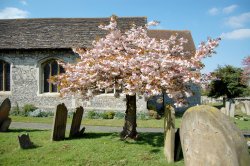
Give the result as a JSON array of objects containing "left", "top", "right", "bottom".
[
  {"left": 10, "top": 104, "right": 21, "bottom": 116},
  {"left": 148, "top": 110, "right": 161, "bottom": 119},
  {"left": 49, "top": 15, "right": 220, "bottom": 107},
  {"left": 208, "top": 65, "right": 248, "bottom": 98},
  {"left": 113, "top": 112, "right": 125, "bottom": 119},
  {"left": 28, "top": 109, "right": 53, "bottom": 117},
  {"left": 87, "top": 110, "right": 100, "bottom": 119},
  {"left": 10, "top": 104, "right": 37, "bottom": 117},
  {"left": 137, "top": 112, "right": 150, "bottom": 120},
  {"left": 101, "top": 111, "right": 116, "bottom": 119},
  {"left": 23, "top": 104, "right": 37, "bottom": 114},
  {"left": 147, "top": 103, "right": 157, "bottom": 112}
]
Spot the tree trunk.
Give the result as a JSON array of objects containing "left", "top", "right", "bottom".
[
  {"left": 164, "top": 105, "right": 175, "bottom": 163},
  {"left": 120, "top": 95, "right": 138, "bottom": 139}
]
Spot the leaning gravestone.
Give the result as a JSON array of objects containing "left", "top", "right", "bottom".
[
  {"left": 69, "top": 106, "right": 85, "bottom": 138},
  {"left": 18, "top": 133, "right": 34, "bottom": 149},
  {"left": 0, "top": 98, "right": 11, "bottom": 132},
  {"left": 180, "top": 105, "right": 250, "bottom": 166},
  {"left": 51, "top": 103, "right": 68, "bottom": 141}
]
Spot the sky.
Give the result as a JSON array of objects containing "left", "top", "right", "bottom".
[{"left": 0, "top": 0, "right": 250, "bottom": 73}]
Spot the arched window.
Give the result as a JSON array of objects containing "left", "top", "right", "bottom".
[
  {"left": 42, "top": 59, "right": 65, "bottom": 93},
  {"left": 0, "top": 60, "right": 10, "bottom": 91}
]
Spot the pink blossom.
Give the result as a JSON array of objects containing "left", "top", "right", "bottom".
[{"left": 50, "top": 15, "right": 220, "bottom": 107}]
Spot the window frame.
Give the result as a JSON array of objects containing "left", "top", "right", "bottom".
[
  {"left": 0, "top": 60, "right": 11, "bottom": 92},
  {"left": 40, "top": 59, "right": 64, "bottom": 94}
]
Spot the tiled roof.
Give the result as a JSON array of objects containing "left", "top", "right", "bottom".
[{"left": 0, "top": 17, "right": 146, "bottom": 49}]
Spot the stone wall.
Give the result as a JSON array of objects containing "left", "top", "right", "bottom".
[
  {"left": 0, "top": 49, "right": 200, "bottom": 113},
  {"left": 0, "top": 49, "right": 78, "bottom": 111},
  {"left": 0, "top": 49, "right": 148, "bottom": 112}
]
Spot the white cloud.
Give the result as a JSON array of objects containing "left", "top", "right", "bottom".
[
  {"left": 0, "top": 7, "right": 28, "bottom": 19},
  {"left": 225, "top": 12, "right": 250, "bottom": 28},
  {"left": 20, "top": 0, "right": 28, "bottom": 6},
  {"left": 221, "top": 29, "right": 250, "bottom": 40},
  {"left": 208, "top": 7, "right": 219, "bottom": 15},
  {"left": 222, "top": 4, "right": 238, "bottom": 14}
]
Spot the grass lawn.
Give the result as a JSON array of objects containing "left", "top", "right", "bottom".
[
  {"left": 10, "top": 115, "right": 250, "bottom": 130},
  {"left": 10, "top": 115, "right": 182, "bottom": 128},
  {"left": 0, "top": 129, "right": 184, "bottom": 166}
]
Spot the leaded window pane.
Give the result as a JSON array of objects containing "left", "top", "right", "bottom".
[
  {"left": 5, "top": 63, "right": 10, "bottom": 91},
  {"left": 43, "top": 63, "right": 50, "bottom": 92}
]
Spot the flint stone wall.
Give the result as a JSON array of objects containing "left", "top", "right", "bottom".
[
  {"left": 0, "top": 49, "right": 78, "bottom": 111},
  {"left": 0, "top": 49, "right": 200, "bottom": 112}
]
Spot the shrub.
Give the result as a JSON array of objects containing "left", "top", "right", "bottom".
[
  {"left": 148, "top": 110, "right": 161, "bottom": 119},
  {"left": 101, "top": 111, "right": 115, "bottom": 119},
  {"left": 147, "top": 103, "right": 157, "bottom": 112},
  {"left": 10, "top": 106, "right": 21, "bottom": 116},
  {"left": 87, "top": 110, "right": 102, "bottom": 119},
  {"left": 137, "top": 112, "right": 149, "bottom": 120},
  {"left": 114, "top": 112, "right": 125, "bottom": 119},
  {"left": 23, "top": 104, "right": 37, "bottom": 116},
  {"left": 28, "top": 109, "right": 53, "bottom": 117}
]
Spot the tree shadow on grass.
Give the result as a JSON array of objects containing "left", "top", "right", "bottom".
[
  {"left": 7, "top": 128, "right": 48, "bottom": 133},
  {"left": 124, "top": 132, "right": 164, "bottom": 148},
  {"left": 66, "top": 132, "right": 118, "bottom": 140}
]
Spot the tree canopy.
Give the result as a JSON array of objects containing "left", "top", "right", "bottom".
[
  {"left": 50, "top": 15, "right": 220, "bottom": 107},
  {"left": 208, "top": 65, "right": 248, "bottom": 98}
]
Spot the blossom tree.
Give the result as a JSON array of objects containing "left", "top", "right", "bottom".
[{"left": 50, "top": 15, "right": 220, "bottom": 139}]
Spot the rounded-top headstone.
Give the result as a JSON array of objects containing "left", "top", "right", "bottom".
[
  {"left": 0, "top": 98, "right": 11, "bottom": 123},
  {"left": 180, "top": 105, "right": 250, "bottom": 166}
]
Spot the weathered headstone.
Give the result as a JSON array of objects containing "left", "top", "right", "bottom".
[
  {"left": 0, "top": 98, "right": 11, "bottom": 132},
  {"left": 180, "top": 105, "right": 250, "bottom": 166},
  {"left": 164, "top": 105, "right": 175, "bottom": 163},
  {"left": 69, "top": 106, "right": 85, "bottom": 138},
  {"left": 51, "top": 103, "right": 68, "bottom": 141},
  {"left": 18, "top": 133, "right": 34, "bottom": 149},
  {"left": 0, "top": 117, "right": 11, "bottom": 132},
  {"left": 229, "top": 103, "right": 235, "bottom": 117},
  {"left": 235, "top": 101, "right": 246, "bottom": 115},
  {"left": 243, "top": 101, "right": 250, "bottom": 115},
  {"left": 225, "top": 101, "right": 230, "bottom": 116}
]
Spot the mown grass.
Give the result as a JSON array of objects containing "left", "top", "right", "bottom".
[
  {"left": 10, "top": 116, "right": 182, "bottom": 128},
  {"left": 0, "top": 129, "right": 184, "bottom": 166},
  {"left": 10, "top": 115, "right": 250, "bottom": 130}
]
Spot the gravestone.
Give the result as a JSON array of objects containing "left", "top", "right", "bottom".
[
  {"left": 0, "top": 117, "right": 11, "bottom": 132},
  {"left": 69, "top": 106, "right": 85, "bottom": 138},
  {"left": 235, "top": 101, "right": 246, "bottom": 115},
  {"left": 243, "top": 101, "right": 250, "bottom": 115},
  {"left": 225, "top": 101, "right": 230, "bottom": 116},
  {"left": 0, "top": 98, "right": 11, "bottom": 132},
  {"left": 229, "top": 103, "right": 235, "bottom": 117},
  {"left": 51, "top": 103, "right": 68, "bottom": 141},
  {"left": 164, "top": 105, "right": 175, "bottom": 163},
  {"left": 18, "top": 133, "right": 34, "bottom": 149},
  {"left": 180, "top": 105, "right": 250, "bottom": 166}
]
